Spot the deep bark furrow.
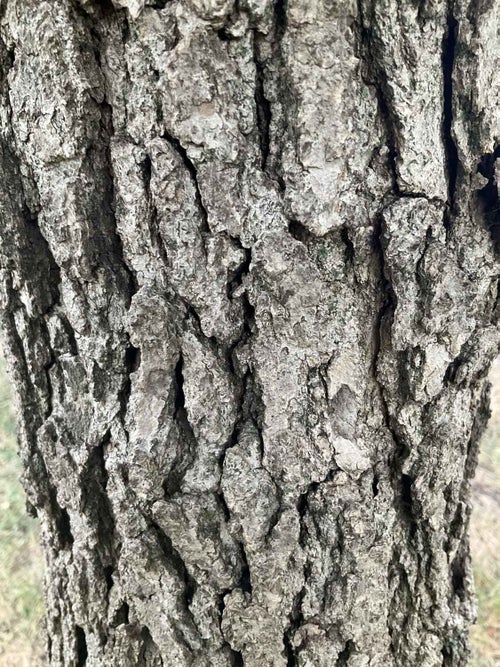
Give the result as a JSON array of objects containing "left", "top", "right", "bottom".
[
  {"left": 442, "top": 12, "right": 459, "bottom": 210},
  {"left": 477, "top": 146, "right": 500, "bottom": 247},
  {"left": 162, "top": 131, "right": 211, "bottom": 234},
  {"left": 252, "top": 31, "right": 272, "bottom": 172},
  {"left": 357, "top": 0, "right": 401, "bottom": 194}
]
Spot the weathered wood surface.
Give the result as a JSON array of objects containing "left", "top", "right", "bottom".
[{"left": 0, "top": 0, "right": 498, "bottom": 664}]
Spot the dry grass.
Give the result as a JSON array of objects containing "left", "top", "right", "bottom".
[
  {"left": 470, "top": 361, "right": 500, "bottom": 667},
  {"left": 0, "top": 357, "right": 498, "bottom": 665},
  {"left": 0, "top": 359, "right": 44, "bottom": 666}
]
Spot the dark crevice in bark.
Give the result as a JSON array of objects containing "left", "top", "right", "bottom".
[
  {"left": 55, "top": 504, "right": 75, "bottom": 549},
  {"left": 218, "top": 591, "right": 245, "bottom": 666},
  {"left": 450, "top": 556, "right": 466, "bottom": 599},
  {"left": 217, "top": 366, "right": 258, "bottom": 513},
  {"left": 371, "top": 211, "right": 421, "bottom": 562},
  {"left": 374, "top": 87, "right": 400, "bottom": 194},
  {"left": 217, "top": 1, "right": 241, "bottom": 41},
  {"left": 281, "top": 491, "right": 314, "bottom": 664},
  {"left": 149, "top": 0, "right": 172, "bottom": 8},
  {"left": 140, "top": 153, "right": 152, "bottom": 188},
  {"left": 139, "top": 153, "right": 174, "bottom": 273},
  {"left": 387, "top": 547, "right": 414, "bottom": 658},
  {"left": 217, "top": 26, "right": 235, "bottom": 42},
  {"left": 250, "top": 0, "right": 288, "bottom": 189},
  {"left": 238, "top": 545, "right": 252, "bottom": 593},
  {"left": 101, "top": 102, "right": 141, "bottom": 301},
  {"left": 444, "top": 323, "right": 493, "bottom": 389},
  {"left": 283, "top": 579, "right": 307, "bottom": 665},
  {"left": 284, "top": 634, "right": 297, "bottom": 666},
  {"left": 400, "top": 474, "right": 417, "bottom": 541},
  {"left": 357, "top": 2, "right": 400, "bottom": 194},
  {"left": 23, "top": 211, "right": 62, "bottom": 313},
  {"left": 288, "top": 219, "right": 316, "bottom": 244},
  {"left": 74, "top": 0, "right": 116, "bottom": 18},
  {"left": 477, "top": 147, "right": 500, "bottom": 247},
  {"left": 82, "top": 432, "right": 117, "bottom": 578},
  {"left": 336, "top": 640, "right": 354, "bottom": 666},
  {"left": 111, "top": 601, "right": 130, "bottom": 627},
  {"left": 231, "top": 653, "right": 244, "bottom": 666},
  {"left": 274, "top": 0, "right": 289, "bottom": 43},
  {"left": 184, "top": 305, "right": 219, "bottom": 355},
  {"left": 442, "top": 13, "right": 459, "bottom": 219},
  {"left": 340, "top": 226, "right": 355, "bottom": 267},
  {"left": 297, "top": 490, "right": 310, "bottom": 548},
  {"left": 125, "top": 343, "right": 141, "bottom": 377},
  {"left": 149, "top": 519, "right": 198, "bottom": 616},
  {"left": 371, "top": 212, "right": 396, "bottom": 405},
  {"left": 138, "top": 626, "right": 162, "bottom": 666},
  {"left": 42, "top": 350, "right": 57, "bottom": 418},
  {"left": 75, "top": 14, "right": 140, "bottom": 300},
  {"left": 441, "top": 646, "right": 453, "bottom": 667},
  {"left": 444, "top": 355, "right": 464, "bottom": 385},
  {"left": 104, "top": 566, "right": 114, "bottom": 591},
  {"left": 415, "top": 225, "right": 433, "bottom": 293},
  {"left": 118, "top": 340, "right": 141, "bottom": 436},
  {"left": 253, "top": 31, "right": 272, "bottom": 171},
  {"left": 162, "top": 131, "right": 211, "bottom": 234},
  {"left": 173, "top": 352, "right": 186, "bottom": 415},
  {"left": 163, "top": 350, "right": 198, "bottom": 496},
  {"left": 75, "top": 626, "right": 88, "bottom": 666},
  {"left": 227, "top": 243, "right": 252, "bottom": 299}
]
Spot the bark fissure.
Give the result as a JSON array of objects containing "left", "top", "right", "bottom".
[
  {"left": 81, "top": 433, "right": 116, "bottom": 571},
  {"left": 336, "top": 640, "right": 354, "bottom": 667},
  {"left": 477, "top": 147, "right": 500, "bottom": 247},
  {"left": 118, "top": 339, "right": 141, "bottom": 440},
  {"left": 357, "top": 1, "right": 400, "bottom": 194},
  {"left": 262, "top": 0, "right": 289, "bottom": 190},
  {"left": 253, "top": 31, "right": 272, "bottom": 172},
  {"left": 442, "top": 12, "right": 459, "bottom": 229},
  {"left": 163, "top": 351, "right": 198, "bottom": 496},
  {"left": 162, "top": 132, "right": 211, "bottom": 234},
  {"left": 149, "top": 519, "right": 198, "bottom": 625},
  {"left": 75, "top": 626, "right": 88, "bottom": 666}
]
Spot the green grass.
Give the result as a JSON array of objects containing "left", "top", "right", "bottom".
[{"left": 0, "top": 358, "right": 44, "bottom": 666}]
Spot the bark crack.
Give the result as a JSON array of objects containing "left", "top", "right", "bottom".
[
  {"left": 75, "top": 625, "right": 88, "bottom": 666},
  {"left": 162, "top": 131, "right": 211, "bottom": 235},
  {"left": 253, "top": 30, "right": 272, "bottom": 172},
  {"left": 442, "top": 11, "right": 459, "bottom": 228},
  {"left": 477, "top": 146, "right": 500, "bottom": 249},
  {"left": 356, "top": 0, "right": 400, "bottom": 194},
  {"left": 163, "top": 350, "right": 198, "bottom": 496}
]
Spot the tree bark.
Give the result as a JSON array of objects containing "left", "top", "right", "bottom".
[{"left": 0, "top": 0, "right": 498, "bottom": 665}]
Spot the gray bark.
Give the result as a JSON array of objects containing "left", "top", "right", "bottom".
[{"left": 0, "top": 0, "right": 498, "bottom": 665}]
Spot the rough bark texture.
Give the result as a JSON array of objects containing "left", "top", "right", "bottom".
[{"left": 0, "top": 0, "right": 498, "bottom": 665}]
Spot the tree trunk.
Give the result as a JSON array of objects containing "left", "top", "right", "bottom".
[{"left": 0, "top": 0, "right": 498, "bottom": 664}]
